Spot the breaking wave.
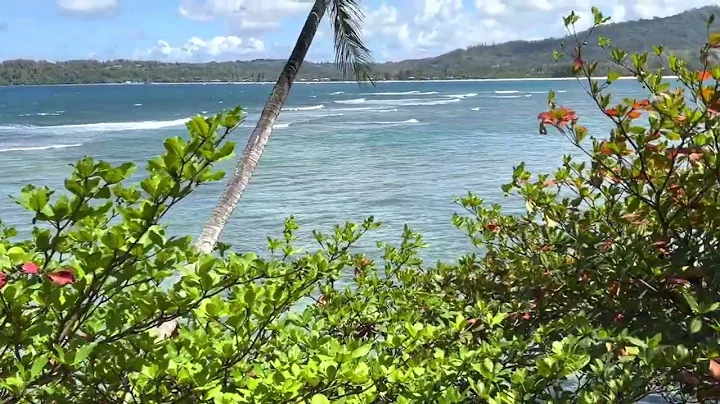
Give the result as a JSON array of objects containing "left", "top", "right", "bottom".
[
  {"left": 0, "top": 143, "right": 83, "bottom": 153},
  {"left": 282, "top": 104, "right": 325, "bottom": 111},
  {"left": 0, "top": 118, "right": 189, "bottom": 134}
]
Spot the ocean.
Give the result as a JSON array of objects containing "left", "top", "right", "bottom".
[{"left": 0, "top": 79, "right": 647, "bottom": 270}]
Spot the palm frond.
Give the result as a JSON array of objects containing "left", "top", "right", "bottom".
[{"left": 329, "top": 0, "right": 373, "bottom": 83}]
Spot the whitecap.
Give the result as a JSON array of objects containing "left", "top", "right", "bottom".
[
  {"left": 282, "top": 104, "right": 325, "bottom": 111},
  {"left": 362, "top": 91, "right": 438, "bottom": 96},
  {"left": 471, "top": 107, "right": 480, "bottom": 111},
  {"left": 274, "top": 123, "right": 291, "bottom": 129},
  {"left": 0, "top": 118, "right": 189, "bottom": 134},
  {"left": 18, "top": 110, "right": 64, "bottom": 117},
  {"left": 445, "top": 93, "right": 477, "bottom": 99},
  {"left": 133, "top": 103, "right": 143, "bottom": 107},
  {"left": 0, "top": 143, "right": 82, "bottom": 153},
  {"left": 334, "top": 98, "right": 366, "bottom": 104},
  {"left": 494, "top": 90, "right": 520, "bottom": 94},
  {"left": 329, "top": 91, "right": 345, "bottom": 95}
]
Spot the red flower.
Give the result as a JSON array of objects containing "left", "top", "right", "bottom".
[
  {"left": 521, "top": 312, "right": 531, "bottom": 320},
  {"left": 48, "top": 270, "right": 75, "bottom": 286},
  {"left": 614, "top": 313, "right": 624, "bottom": 323},
  {"left": 0, "top": 273, "right": 6, "bottom": 289},
  {"left": 22, "top": 262, "right": 40, "bottom": 275}
]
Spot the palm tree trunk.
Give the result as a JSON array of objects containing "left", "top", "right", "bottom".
[{"left": 194, "top": 0, "right": 327, "bottom": 253}]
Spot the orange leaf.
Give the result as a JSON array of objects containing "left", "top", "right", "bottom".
[
  {"left": 698, "top": 70, "right": 714, "bottom": 81},
  {"left": 605, "top": 108, "right": 619, "bottom": 117},
  {"left": 627, "top": 110, "right": 641, "bottom": 119}
]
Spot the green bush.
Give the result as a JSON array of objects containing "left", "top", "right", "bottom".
[{"left": 4, "top": 8, "right": 720, "bottom": 403}]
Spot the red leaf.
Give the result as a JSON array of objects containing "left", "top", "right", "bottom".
[
  {"left": 22, "top": 262, "right": 40, "bottom": 275},
  {"left": 0, "top": 273, "right": 6, "bottom": 289},
  {"left": 484, "top": 222, "right": 501, "bottom": 232},
  {"left": 573, "top": 55, "right": 584, "bottom": 71},
  {"left": 605, "top": 108, "right": 619, "bottom": 117},
  {"left": 48, "top": 270, "right": 75, "bottom": 286},
  {"left": 537, "top": 111, "right": 553, "bottom": 124},
  {"left": 711, "top": 359, "right": 720, "bottom": 380}
]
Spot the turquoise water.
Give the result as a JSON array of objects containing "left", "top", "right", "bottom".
[{"left": 0, "top": 80, "right": 646, "bottom": 265}]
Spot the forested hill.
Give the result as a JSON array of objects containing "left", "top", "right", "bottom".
[{"left": 1, "top": 5, "right": 718, "bottom": 85}]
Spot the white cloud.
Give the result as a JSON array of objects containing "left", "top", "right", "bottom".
[
  {"left": 138, "top": 36, "right": 265, "bottom": 62},
  {"left": 357, "top": 0, "right": 718, "bottom": 61},
  {"left": 57, "top": 0, "right": 117, "bottom": 14},
  {"left": 178, "top": 0, "right": 311, "bottom": 35}
]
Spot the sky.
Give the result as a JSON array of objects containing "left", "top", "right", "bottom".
[{"left": 0, "top": 0, "right": 717, "bottom": 63}]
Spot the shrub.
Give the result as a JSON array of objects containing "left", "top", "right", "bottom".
[{"left": 3, "top": 7, "right": 720, "bottom": 403}]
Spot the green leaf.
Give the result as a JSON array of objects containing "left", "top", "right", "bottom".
[
  {"left": 311, "top": 394, "right": 330, "bottom": 404},
  {"left": 73, "top": 343, "right": 97, "bottom": 365},
  {"left": 351, "top": 344, "right": 372, "bottom": 359},
  {"left": 30, "top": 354, "right": 49, "bottom": 379},
  {"left": 683, "top": 292, "right": 700, "bottom": 313},
  {"left": 690, "top": 318, "right": 702, "bottom": 334}
]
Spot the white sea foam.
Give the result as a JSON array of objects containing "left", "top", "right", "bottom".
[
  {"left": 0, "top": 143, "right": 82, "bottom": 153},
  {"left": 494, "top": 90, "right": 520, "bottom": 94},
  {"left": 445, "top": 93, "right": 477, "bottom": 98},
  {"left": 368, "top": 118, "right": 421, "bottom": 126},
  {"left": 335, "top": 98, "right": 459, "bottom": 106},
  {"left": 329, "top": 91, "right": 345, "bottom": 95},
  {"left": 471, "top": 107, "right": 481, "bottom": 111},
  {"left": 0, "top": 118, "right": 189, "bottom": 134},
  {"left": 282, "top": 104, "right": 325, "bottom": 111},
  {"left": 18, "top": 110, "right": 64, "bottom": 117},
  {"left": 362, "top": 90, "right": 439, "bottom": 96},
  {"left": 274, "top": 123, "right": 291, "bottom": 129},
  {"left": 334, "top": 98, "right": 366, "bottom": 104},
  {"left": 133, "top": 103, "right": 143, "bottom": 107},
  {"left": 489, "top": 95, "right": 523, "bottom": 99}
]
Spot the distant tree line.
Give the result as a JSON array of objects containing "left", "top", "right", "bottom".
[{"left": 0, "top": 6, "right": 714, "bottom": 85}]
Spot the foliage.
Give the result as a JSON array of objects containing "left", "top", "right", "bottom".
[
  {"left": 1, "top": 6, "right": 718, "bottom": 85},
  {"left": 5, "top": 6, "right": 720, "bottom": 404}
]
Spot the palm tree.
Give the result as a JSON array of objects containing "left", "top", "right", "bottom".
[{"left": 194, "top": 0, "right": 372, "bottom": 253}]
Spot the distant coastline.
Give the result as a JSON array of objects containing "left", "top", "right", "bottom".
[{"left": 0, "top": 76, "right": 680, "bottom": 87}]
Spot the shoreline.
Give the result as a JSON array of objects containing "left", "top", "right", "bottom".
[{"left": 1, "top": 76, "right": 680, "bottom": 88}]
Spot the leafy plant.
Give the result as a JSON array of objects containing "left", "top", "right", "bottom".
[{"left": 4, "top": 7, "right": 720, "bottom": 403}]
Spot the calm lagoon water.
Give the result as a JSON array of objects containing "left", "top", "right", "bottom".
[{"left": 0, "top": 79, "right": 647, "bottom": 267}]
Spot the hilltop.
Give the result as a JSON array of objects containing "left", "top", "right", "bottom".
[{"left": 1, "top": 6, "right": 718, "bottom": 85}]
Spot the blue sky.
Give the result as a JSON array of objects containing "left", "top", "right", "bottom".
[{"left": 0, "top": 0, "right": 715, "bottom": 63}]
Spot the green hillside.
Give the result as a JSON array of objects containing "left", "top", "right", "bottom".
[{"left": 1, "top": 5, "right": 717, "bottom": 85}]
